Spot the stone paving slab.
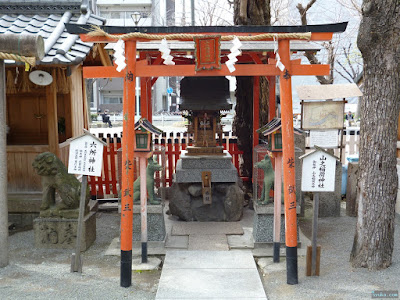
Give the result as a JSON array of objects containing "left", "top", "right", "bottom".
[
  {"left": 172, "top": 222, "right": 243, "bottom": 235},
  {"left": 227, "top": 227, "right": 254, "bottom": 249},
  {"left": 188, "top": 234, "right": 229, "bottom": 251},
  {"left": 104, "top": 237, "right": 166, "bottom": 256},
  {"left": 156, "top": 250, "right": 267, "bottom": 300},
  {"left": 163, "top": 250, "right": 256, "bottom": 269},
  {"left": 165, "top": 234, "right": 189, "bottom": 249}
]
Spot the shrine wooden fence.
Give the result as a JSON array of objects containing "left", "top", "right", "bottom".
[
  {"left": 58, "top": 129, "right": 360, "bottom": 199},
  {"left": 73, "top": 131, "right": 245, "bottom": 198}
]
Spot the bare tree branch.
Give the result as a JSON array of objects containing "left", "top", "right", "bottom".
[{"left": 297, "top": 0, "right": 333, "bottom": 84}]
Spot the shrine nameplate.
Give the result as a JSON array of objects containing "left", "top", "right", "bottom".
[{"left": 194, "top": 35, "right": 221, "bottom": 71}]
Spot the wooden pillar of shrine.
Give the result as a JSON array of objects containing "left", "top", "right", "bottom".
[
  {"left": 278, "top": 39, "right": 298, "bottom": 285},
  {"left": 120, "top": 40, "right": 137, "bottom": 288}
]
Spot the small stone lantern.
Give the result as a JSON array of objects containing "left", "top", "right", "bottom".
[
  {"left": 134, "top": 118, "right": 162, "bottom": 155},
  {"left": 257, "top": 118, "right": 283, "bottom": 152}
]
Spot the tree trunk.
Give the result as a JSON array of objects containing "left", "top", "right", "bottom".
[
  {"left": 233, "top": 0, "right": 270, "bottom": 179},
  {"left": 350, "top": 0, "right": 400, "bottom": 269}
]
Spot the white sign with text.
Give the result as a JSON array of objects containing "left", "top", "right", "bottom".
[
  {"left": 309, "top": 130, "right": 339, "bottom": 149},
  {"left": 301, "top": 150, "right": 337, "bottom": 192},
  {"left": 68, "top": 135, "right": 104, "bottom": 177}
]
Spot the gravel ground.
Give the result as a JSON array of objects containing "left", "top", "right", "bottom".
[
  {"left": 258, "top": 202, "right": 400, "bottom": 300},
  {"left": 0, "top": 212, "right": 161, "bottom": 300},
  {"left": 2, "top": 205, "right": 399, "bottom": 300}
]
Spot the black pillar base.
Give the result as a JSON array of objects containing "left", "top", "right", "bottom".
[
  {"left": 286, "top": 246, "right": 298, "bottom": 285},
  {"left": 121, "top": 250, "right": 132, "bottom": 287},
  {"left": 141, "top": 242, "right": 148, "bottom": 264},
  {"left": 273, "top": 242, "right": 280, "bottom": 263}
]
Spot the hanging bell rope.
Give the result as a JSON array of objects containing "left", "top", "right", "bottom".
[{"left": 87, "top": 25, "right": 312, "bottom": 41}]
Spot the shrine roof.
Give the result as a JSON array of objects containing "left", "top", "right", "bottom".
[
  {"left": 0, "top": 9, "right": 105, "bottom": 65},
  {"left": 179, "top": 77, "right": 232, "bottom": 111}
]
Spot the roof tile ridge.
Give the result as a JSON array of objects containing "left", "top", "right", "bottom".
[{"left": 44, "top": 11, "right": 72, "bottom": 55}]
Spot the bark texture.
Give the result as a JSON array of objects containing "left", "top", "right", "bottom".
[
  {"left": 350, "top": 0, "right": 400, "bottom": 269},
  {"left": 233, "top": 0, "right": 270, "bottom": 179}
]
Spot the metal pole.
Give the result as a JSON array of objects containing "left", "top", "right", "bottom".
[
  {"left": 191, "top": 0, "right": 195, "bottom": 26},
  {"left": 0, "top": 60, "right": 9, "bottom": 268},
  {"left": 273, "top": 152, "right": 282, "bottom": 263},
  {"left": 120, "top": 40, "right": 137, "bottom": 288},
  {"left": 140, "top": 156, "right": 148, "bottom": 263},
  {"left": 311, "top": 192, "right": 319, "bottom": 276},
  {"left": 71, "top": 175, "right": 88, "bottom": 273},
  {"left": 278, "top": 39, "right": 298, "bottom": 285}
]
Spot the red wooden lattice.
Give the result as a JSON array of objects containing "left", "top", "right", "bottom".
[{"left": 88, "top": 132, "right": 247, "bottom": 198}]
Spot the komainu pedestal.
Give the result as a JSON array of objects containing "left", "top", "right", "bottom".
[{"left": 33, "top": 212, "right": 96, "bottom": 250}]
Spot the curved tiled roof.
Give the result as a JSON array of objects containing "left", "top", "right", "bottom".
[{"left": 0, "top": 12, "right": 105, "bottom": 65}]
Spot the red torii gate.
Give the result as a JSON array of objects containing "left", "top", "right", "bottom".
[{"left": 66, "top": 22, "right": 347, "bottom": 287}]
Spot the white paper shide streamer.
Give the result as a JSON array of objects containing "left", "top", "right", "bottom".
[
  {"left": 225, "top": 36, "right": 242, "bottom": 73},
  {"left": 159, "top": 39, "right": 175, "bottom": 65},
  {"left": 113, "top": 39, "right": 126, "bottom": 72},
  {"left": 273, "top": 35, "right": 285, "bottom": 72}
]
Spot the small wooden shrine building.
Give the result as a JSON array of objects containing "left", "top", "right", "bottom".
[{"left": 0, "top": 3, "right": 108, "bottom": 216}]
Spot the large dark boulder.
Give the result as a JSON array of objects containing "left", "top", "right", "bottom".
[{"left": 168, "top": 181, "right": 244, "bottom": 222}]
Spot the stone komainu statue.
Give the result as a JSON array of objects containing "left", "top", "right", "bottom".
[{"left": 32, "top": 152, "right": 89, "bottom": 218}]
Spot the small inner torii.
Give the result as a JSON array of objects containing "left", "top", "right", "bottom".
[{"left": 65, "top": 21, "right": 348, "bottom": 287}]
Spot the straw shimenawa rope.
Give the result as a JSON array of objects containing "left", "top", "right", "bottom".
[
  {"left": 0, "top": 51, "right": 36, "bottom": 66},
  {"left": 87, "top": 25, "right": 312, "bottom": 41}
]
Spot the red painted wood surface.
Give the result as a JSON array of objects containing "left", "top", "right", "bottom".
[
  {"left": 278, "top": 39, "right": 298, "bottom": 248},
  {"left": 88, "top": 133, "right": 247, "bottom": 197}
]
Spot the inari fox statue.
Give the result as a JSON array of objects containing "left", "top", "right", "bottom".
[
  {"left": 133, "top": 156, "right": 163, "bottom": 205},
  {"left": 254, "top": 152, "right": 284, "bottom": 205}
]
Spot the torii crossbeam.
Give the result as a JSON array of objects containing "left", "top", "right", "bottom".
[{"left": 66, "top": 22, "right": 347, "bottom": 287}]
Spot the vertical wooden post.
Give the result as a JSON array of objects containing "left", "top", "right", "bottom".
[
  {"left": 71, "top": 175, "right": 87, "bottom": 273},
  {"left": 140, "top": 156, "right": 148, "bottom": 263},
  {"left": 46, "top": 69, "right": 59, "bottom": 156},
  {"left": 278, "top": 39, "right": 298, "bottom": 285},
  {"left": 120, "top": 40, "right": 137, "bottom": 288},
  {"left": 147, "top": 78, "right": 153, "bottom": 122},
  {"left": 268, "top": 76, "right": 276, "bottom": 121},
  {"left": 311, "top": 192, "right": 319, "bottom": 276},
  {"left": 253, "top": 76, "right": 260, "bottom": 148},
  {"left": 273, "top": 152, "right": 282, "bottom": 262},
  {"left": 0, "top": 60, "right": 9, "bottom": 268}
]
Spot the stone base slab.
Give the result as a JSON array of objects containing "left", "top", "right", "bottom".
[
  {"left": 186, "top": 146, "right": 224, "bottom": 155},
  {"left": 175, "top": 160, "right": 238, "bottom": 183},
  {"left": 253, "top": 203, "right": 300, "bottom": 244},
  {"left": 33, "top": 212, "right": 96, "bottom": 251},
  {"left": 132, "top": 204, "right": 166, "bottom": 241},
  {"left": 180, "top": 150, "right": 232, "bottom": 169}
]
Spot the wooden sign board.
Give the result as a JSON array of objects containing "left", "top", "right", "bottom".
[
  {"left": 300, "top": 149, "right": 338, "bottom": 192},
  {"left": 194, "top": 35, "right": 221, "bottom": 71},
  {"left": 201, "top": 171, "right": 212, "bottom": 205},
  {"left": 309, "top": 130, "right": 339, "bottom": 148},
  {"left": 302, "top": 101, "right": 344, "bottom": 130},
  {"left": 68, "top": 132, "right": 105, "bottom": 177}
]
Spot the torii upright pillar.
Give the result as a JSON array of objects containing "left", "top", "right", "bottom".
[
  {"left": 278, "top": 39, "right": 298, "bottom": 284},
  {"left": 120, "top": 40, "right": 137, "bottom": 287}
]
